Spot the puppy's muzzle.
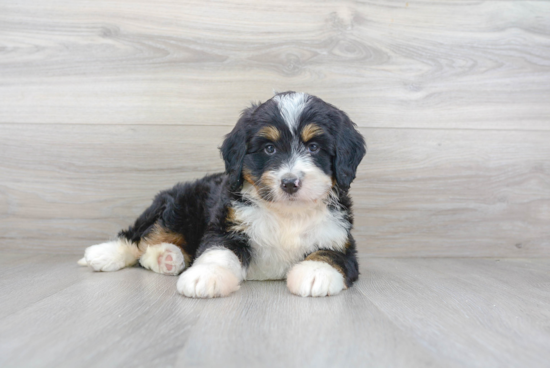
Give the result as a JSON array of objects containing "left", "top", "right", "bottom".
[{"left": 281, "top": 175, "right": 301, "bottom": 194}]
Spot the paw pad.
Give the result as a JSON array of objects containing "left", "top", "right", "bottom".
[{"left": 139, "top": 243, "right": 185, "bottom": 276}]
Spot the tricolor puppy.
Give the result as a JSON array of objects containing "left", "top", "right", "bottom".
[{"left": 78, "top": 92, "right": 366, "bottom": 298}]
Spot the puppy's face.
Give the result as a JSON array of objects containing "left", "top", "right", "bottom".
[
  {"left": 242, "top": 97, "right": 334, "bottom": 203},
  {"left": 221, "top": 92, "right": 366, "bottom": 204}
]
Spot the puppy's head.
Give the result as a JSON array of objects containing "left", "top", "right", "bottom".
[{"left": 221, "top": 92, "right": 366, "bottom": 203}]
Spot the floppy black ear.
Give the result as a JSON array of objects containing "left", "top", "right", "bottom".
[
  {"left": 333, "top": 112, "right": 366, "bottom": 191},
  {"left": 220, "top": 104, "right": 257, "bottom": 191}
]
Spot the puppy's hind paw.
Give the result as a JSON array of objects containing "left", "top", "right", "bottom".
[
  {"left": 286, "top": 261, "right": 345, "bottom": 297},
  {"left": 82, "top": 239, "right": 140, "bottom": 272},
  {"left": 139, "top": 242, "right": 186, "bottom": 276}
]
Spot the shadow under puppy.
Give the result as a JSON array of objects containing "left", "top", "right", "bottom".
[{"left": 78, "top": 92, "right": 366, "bottom": 298}]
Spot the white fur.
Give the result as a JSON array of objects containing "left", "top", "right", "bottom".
[
  {"left": 287, "top": 260, "right": 345, "bottom": 297},
  {"left": 139, "top": 242, "right": 186, "bottom": 276},
  {"left": 273, "top": 92, "right": 310, "bottom": 134},
  {"left": 177, "top": 247, "right": 245, "bottom": 298},
  {"left": 235, "top": 107, "right": 347, "bottom": 280},
  {"left": 266, "top": 151, "right": 333, "bottom": 203},
  {"left": 233, "top": 186, "right": 350, "bottom": 281},
  {"left": 79, "top": 238, "right": 141, "bottom": 272}
]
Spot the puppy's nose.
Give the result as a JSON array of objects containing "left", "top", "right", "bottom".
[{"left": 281, "top": 176, "right": 301, "bottom": 194}]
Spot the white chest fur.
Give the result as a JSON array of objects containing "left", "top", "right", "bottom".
[{"left": 231, "top": 200, "right": 350, "bottom": 280}]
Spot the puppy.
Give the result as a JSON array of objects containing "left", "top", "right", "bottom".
[{"left": 78, "top": 92, "right": 366, "bottom": 298}]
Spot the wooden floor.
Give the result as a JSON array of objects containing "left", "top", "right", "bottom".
[{"left": 1, "top": 252, "right": 549, "bottom": 368}]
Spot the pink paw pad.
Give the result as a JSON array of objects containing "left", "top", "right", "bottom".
[
  {"left": 139, "top": 242, "right": 186, "bottom": 276},
  {"left": 157, "top": 248, "right": 184, "bottom": 275},
  {"left": 163, "top": 254, "right": 173, "bottom": 271}
]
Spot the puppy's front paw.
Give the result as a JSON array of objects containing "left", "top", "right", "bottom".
[
  {"left": 177, "top": 264, "right": 240, "bottom": 298},
  {"left": 287, "top": 261, "right": 345, "bottom": 297}
]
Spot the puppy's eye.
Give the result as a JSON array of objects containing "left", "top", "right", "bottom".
[
  {"left": 308, "top": 143, "right": 320, "bottom": 153},
  {"left": 264, "top": 144, "right": 276, "bottom": 155}
]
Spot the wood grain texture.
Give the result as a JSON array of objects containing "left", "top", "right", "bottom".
[
  {"left": 358, "top": 257, "right": 550, "bottom": 368},
  {"left": 0, "top": 253, "right": 87, "bottom": 317},
  {"left": 1, "top": 254, "right": 549, "bottom": 368},
  {"left": 1, "top": 124, "right": 549, "bottom": 256},
  {"left": 1, "top": 0, "right": 549, "bottom": 129},
  {"left": 1, "top": 0, "right": 549, "bottom": 257}
]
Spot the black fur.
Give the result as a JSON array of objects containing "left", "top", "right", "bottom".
[
  {"left": 333, "top": 111, "right": 367, "bottom": 191},
  {"left": 220, "top": 104, "right": 258, "bottom": 192}
]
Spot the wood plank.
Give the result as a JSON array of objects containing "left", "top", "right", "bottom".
[
  {"left": 0, "top": 255, "right": 202, "bottom": 368},
  {"left": 1, "top": 255, "right": 549, "bottom": 367},
  {"left": 357, "top": 258, "right": 550, "bottom": 368},
  {"left": 1, "top": 0, "right": 549, "bottom": 129},
  {"left": 357, "top": 128, "right": 550, "bottom": 257},
  {"left": 0, "top": 254, "right": 87, "bottom": 317},
  {"left": 174, "top": 279, "right": 455, "bottom": 368},
  {"left": 1, "top": 124, "right": 549, "bottom": 256}
]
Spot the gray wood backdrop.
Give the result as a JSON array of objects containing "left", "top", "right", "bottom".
[{"left": 1, "top": 0, "right": 549, "bottom": 257}]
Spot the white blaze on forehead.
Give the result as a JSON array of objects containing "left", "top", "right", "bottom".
[
  {"left": 273, "top": 92, "right": 310, "bottom": 135},
  {"left": 280, "top": 150, "right": 310, "bottom": 178}
]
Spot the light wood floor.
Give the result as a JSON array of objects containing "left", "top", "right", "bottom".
[{"left": 1, "top": 252, "right": 549, "bottom": 368}]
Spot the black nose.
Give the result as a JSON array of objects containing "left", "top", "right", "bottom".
[{"left": 281, "top": 177, "right": 301, "bottom": 194}]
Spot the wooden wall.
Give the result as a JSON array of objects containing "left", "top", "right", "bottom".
[{"left": 1, "top": 0, "right": 549, "bottom": 256}]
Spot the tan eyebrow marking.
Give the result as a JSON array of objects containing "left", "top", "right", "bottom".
[
  {"left": 256, "top": 126, "right": 281, "bottom": 141},
  {"left": 301, "top": 123, "right": 324, "bottom": 142}
]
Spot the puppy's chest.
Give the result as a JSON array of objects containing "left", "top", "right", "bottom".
[{"left": 231, "top": 203, "right": 349, "bottom": 280}]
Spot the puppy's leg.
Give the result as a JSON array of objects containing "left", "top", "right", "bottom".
[
  {"left": 139, "top": 242, "right": 188, "bottom": 276},
  {"left": 78, "top": 238, "right": 141, "bottom": 272},
  {"left": 177, "top": 247, "right": 246, "bottom": 298},
  {"left": 287, "top": 241, "right": 359, "bottom": 297},
  {"left": 79, "top": 189, "right": 169, "bottom": 272}
]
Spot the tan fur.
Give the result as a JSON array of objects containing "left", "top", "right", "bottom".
[
  {"left": 228, "top": 206, "right": 247, "bottom": 233},
  {"left": 242, "top": 167, "right": 257, "bottom": 186},
  {"left": 257, "top": 126, "right": 281, "bottom": 141},
  {"left": 257, "top": 171, "right": 277, "bottom": 199},
  {"left": 226, "top": 206, "right": 236, "bottom": 223},
  {"left": 242, "top": 166, "right": 278, "bottom": 201},
  {"left": 301, "top": 123, "right": 323, "bottom": 142}
]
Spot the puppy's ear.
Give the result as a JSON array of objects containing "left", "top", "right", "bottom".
[
  {"left": 220, "top": 104, "right": 257, "bottom": 191},
  {"left": 333, "top": 112, "right": 366, "bottom": 191}
]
